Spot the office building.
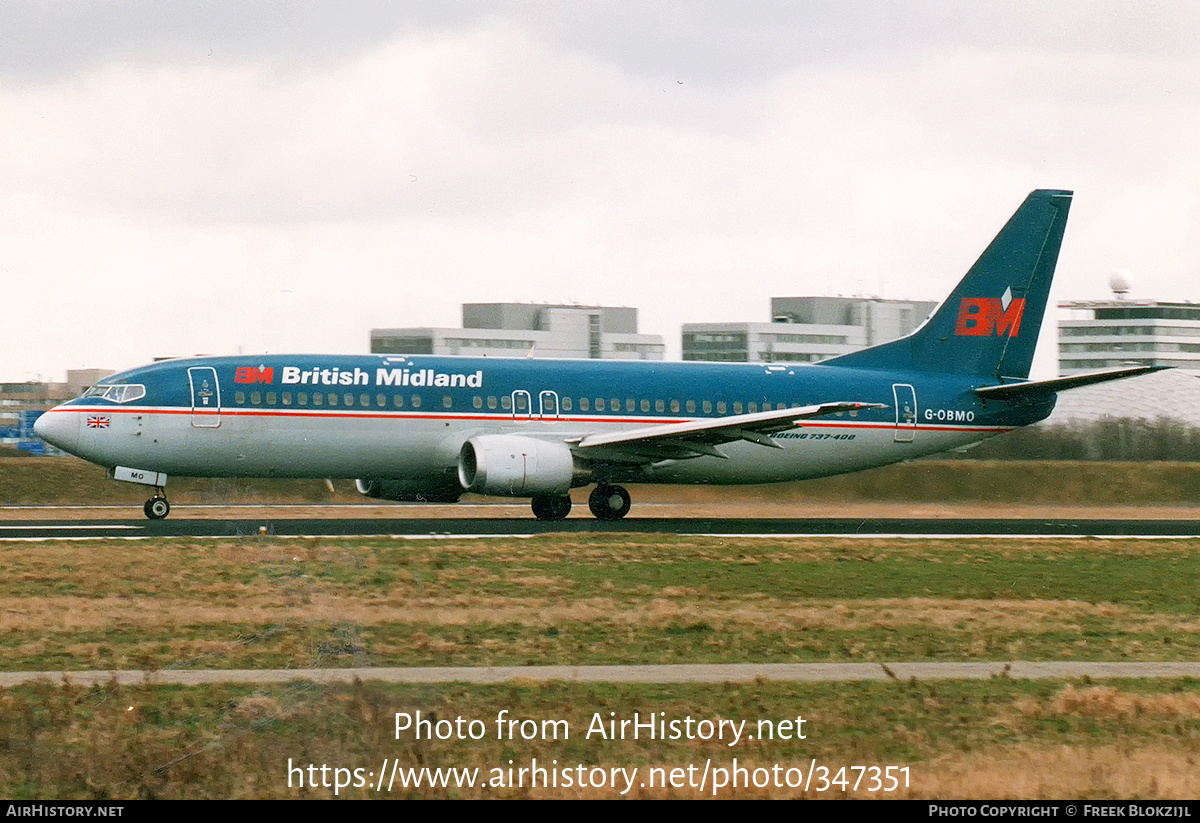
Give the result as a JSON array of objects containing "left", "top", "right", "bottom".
[
  {"left": 682, "top": 296, "right": 936, "bottom": 363},
  {"left": 1059, "top": 300, "right": 1200, "bottom": 375},
  {"left": 371, "top": 303, "right": 665, "bottom": 360}
]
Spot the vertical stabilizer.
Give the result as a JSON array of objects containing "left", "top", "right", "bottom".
[{"left": 823, "top": 189, "right": 1072, "bottom": 378}]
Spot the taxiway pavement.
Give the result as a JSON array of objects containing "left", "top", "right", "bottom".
[
  {"left": 4, "top": 515, "right": 1200, "bottom": 539},
  {"left": 4, "top": 661, "right": 1200, "bottom": 688}
]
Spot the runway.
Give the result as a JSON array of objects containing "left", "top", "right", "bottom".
[
  {"left": 4, "top": 515, "right": 1200, "bottom": 539},
  {"left": 3, "top": 661, "right": 1200, "bottom": 688}
]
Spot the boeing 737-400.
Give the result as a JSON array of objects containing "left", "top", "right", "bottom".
[{"left": 35, "top": 190, "right": 1158, "bottom": 520}]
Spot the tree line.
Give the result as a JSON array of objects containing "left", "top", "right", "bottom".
[{"left": 954, "top": 418, "right": 1200, "bottom": 461}]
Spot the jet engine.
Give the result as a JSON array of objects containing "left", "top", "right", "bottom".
[
  {"left": 457, "top": 435, "right": 586, "bottom": 496},
  {"left": 355, "top": 476, "right": 463, "bottom": 503}
]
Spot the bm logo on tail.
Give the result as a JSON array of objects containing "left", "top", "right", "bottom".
[{"left": 954, "top": 287, "right": 1024, "bottom": 337}]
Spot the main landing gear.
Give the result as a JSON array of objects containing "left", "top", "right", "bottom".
[
  {"left": 143, "top": 491, "right": 170, "bottom": 520},
  {"left": 588, "top": 484, "right": 631, "bottom": 521},
  {"left": 531, "top": 494, "right": 572, "bottom": 521},
  {"left": 529, "top": 484, "right": 632, "bottom": 521}
]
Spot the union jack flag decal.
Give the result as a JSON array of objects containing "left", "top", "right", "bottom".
[{"left": 86, "top": 415, "right": 110, "bottom": 429}]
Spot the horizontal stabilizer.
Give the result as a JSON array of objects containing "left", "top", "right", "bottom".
[{"left": 974, "top": 366, "right": 1167, "bottom": 402}]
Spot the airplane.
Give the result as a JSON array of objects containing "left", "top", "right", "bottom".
[{"left": 35, "top": 189, "right": 1159, "bottom": 521}]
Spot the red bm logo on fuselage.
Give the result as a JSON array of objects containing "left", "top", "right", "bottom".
[
  {"left": 954, "top": 297, "right": 1025, "bottom": 337},
  {"left": 234, "top": 366, "right": 275, "bottom": 384}
]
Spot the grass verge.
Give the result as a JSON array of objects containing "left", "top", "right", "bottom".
[
  {"left": 2, "top": 535, "right": 1200, "bottom": 670},
  {"left": 4, "top": 678, "right": 1200, "bottom": 798},
  {"left": 4, "top": 533, "right": 1200, "bottom": 799}
]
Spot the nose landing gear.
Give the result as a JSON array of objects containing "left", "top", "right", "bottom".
[{"left": 143, "top": 491, "right": 170, "bottom": 520}]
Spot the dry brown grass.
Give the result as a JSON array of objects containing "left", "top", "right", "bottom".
[
  {"left": 1019, "top": 686, "right": 1200, "bottom": 721},
  {"left": 5, "top": 674, "right": 1200, "bottom": 799},
  {"left": 912, "top": 745, "right": 1200, "bottom": 800},
  {"left": 3, "top": 537, "right": 1198, "bottom": 647},
  {"left": 5, "top": 527, "right": 1200, "bottom": 799},
  {"left": 1, "top": 592, "right": 1188, "bottom": 636}
]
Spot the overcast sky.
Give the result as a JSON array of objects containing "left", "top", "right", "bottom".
[{"left": 4, "top": 1, "right": 1200, "bottom": 382}]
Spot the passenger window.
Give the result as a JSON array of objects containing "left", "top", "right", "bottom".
[
  {"left": 343, "top": 393, "right": 354, "bottom": 407},
  {"left": 411, "top": 395, "right": 421, "bottom": 408},
  {"left": 595, "top": 398, "right": 605, "bottom": 411},
  {"left": 313, "top": 393, "right": 323, "bottom": 406},
  {"left": 626, "top": 399, "right": 635, "bottom": 412},
  {"left": 328, "top": 393, "right": 338, "bottom": 406},
  {"left": 359, "top": 394, "right": 369, "bottom": 407},
  {"left": 487, "top": 396, "right": 497, "bottom": 409},
  {"left": 748, "top": 402, "right": 756, "bottom": 413},
  {"left": 655, "top": 400, "right": 665, "bottom": 413},
  {"left": 516, "top": 395, "right": 527, "bottom": 411},
  {"left": 702, "top": 401, "right": 711, "bottom": 414},
  {"left": 686, "top": 400, "right": 695, "bottom": 414},
  {"left": 611, "top": 398, "right": 620, "bottom": 411},
  {"left": 235, "top": 391, "right": 246, "bottom": 405},
  {"left": 669, "top": 400, "right": 679, "bottom": 413},
  {"left": 443, "top": 395, "right": 452, "bottom": 408},
  {"left": 298, "top": 393, "right": 307, "bottom": 406},
  {"left": 580, "top": 397, "right": 590, "bottom": 411},
  {"left": 640, "top": 399, "right": 650, "bottom": 413},
  {"left": 473, "top": 396, "right": 483, "bottom": 409},
  {"left": 282, "top": 393, "right": 292, "bottom": 406},
  {"left": 717, "top": 402, "right": 726, "bottom": 414},
  {"left": 267, "top": 392, "right": 277, "bottom": 405},
  {"left": 562, "top": 397, "right": 572, "bottom": 411},
  {"left": 393, "top": 395, "right": 404, "bottom": 408},
  {"left": 376, "top": 394, "right": 386, "bottom": 408},
  {"left": 501, "top": 396, "right": 511, "bottom": 410},
  {"left": 734, "top": 402, "right": 743, "bottom": 414}
]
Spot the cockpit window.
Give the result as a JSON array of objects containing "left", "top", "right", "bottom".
[{"left": 84, "top": 384, "right": 146, "bottom": 403}]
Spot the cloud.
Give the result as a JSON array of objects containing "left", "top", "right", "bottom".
[{"left": 4, "top": 3, "right": 1200, "bottom": 380}]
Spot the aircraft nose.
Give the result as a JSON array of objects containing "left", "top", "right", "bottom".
[{"left": 33, "top": 409, "right": 78, "bottom": 453}]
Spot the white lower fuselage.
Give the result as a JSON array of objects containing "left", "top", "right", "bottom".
[{"left": 45, "top": 400, "right": 1011, "bottom": 487}]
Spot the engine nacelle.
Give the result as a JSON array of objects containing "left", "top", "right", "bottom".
[
  {"left": 355, "top": 476, "right": 463, "bottom": 503},
  {"left": 457, "top": 435, "right": 584, "bottom": 496}
]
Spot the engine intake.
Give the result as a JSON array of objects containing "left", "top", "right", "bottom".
[{"left": 458, "top": 435, "right": 584, "bottom": 496}]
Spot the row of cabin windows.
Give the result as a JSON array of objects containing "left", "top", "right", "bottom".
[
  {"left": 229, "top": 391, "right": 861, "bottom": 418},
  {"left": 235, "top": 391, "right": 423, "bottom": 409}
]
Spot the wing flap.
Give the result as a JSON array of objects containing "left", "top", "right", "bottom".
[{"left": 574, "top": 401, "right": 885, "bottom": 460}]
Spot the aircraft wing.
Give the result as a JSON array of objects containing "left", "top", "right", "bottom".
[
  {"left": 571, "top": 401, "right": 886, "bottom": 461},
  {"left": 974, "top": 366, "right": 1166, "bottom": 402}
]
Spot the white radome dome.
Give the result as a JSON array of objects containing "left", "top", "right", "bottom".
[{"left": 1109, "top": 269, "right": 1132, "bottom": 297}]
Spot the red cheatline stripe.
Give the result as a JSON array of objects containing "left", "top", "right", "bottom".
[{"left": 52, "top": 405, "right": 1014, "bottom": 434}]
